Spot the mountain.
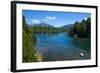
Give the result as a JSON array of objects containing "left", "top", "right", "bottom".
[
  {"left": 32, "top": 22, "right": 54, "bottom": 28},
  {"left": 61, "top": 24, "right": 73, "bottom": 29}
]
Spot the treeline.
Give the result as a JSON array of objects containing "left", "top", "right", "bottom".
[
  {"left": 32, "top": 27, "right": 69, "bottom": 33},
  {"left": 23, "top": 16, "right": 41, "bottom": 62},
  {"left": 69, "top": 17, "right": 91, "bottom": 38}
]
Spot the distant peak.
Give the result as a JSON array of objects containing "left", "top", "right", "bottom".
[{"left": 32, "top": 22, "right": 54, "bottom": 28}]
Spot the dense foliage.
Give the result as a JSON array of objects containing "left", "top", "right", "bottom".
[
  {"left": 32, "top": 27, "right": 69, "bottom": 34},
  {"left": 22, "top": 16, "right": 40, "bottom": 62},
  {"left": 69, "top": 17, "right": 91, "bottom": 38}
]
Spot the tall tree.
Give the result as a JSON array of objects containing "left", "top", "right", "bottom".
[{"left": 22, "top": 16, "right": 38, "bottom": 62}]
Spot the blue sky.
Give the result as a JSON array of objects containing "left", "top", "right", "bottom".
[{"left": 22, "top": 10, "right": 91, "bottom": 27}]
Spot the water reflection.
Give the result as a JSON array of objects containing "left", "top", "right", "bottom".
[{"left": 34, "top": 32, "right": 91, "bottom": 61}]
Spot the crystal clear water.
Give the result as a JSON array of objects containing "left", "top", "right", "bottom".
[{"left": 34, "top": 32, "right": 91, "bottom": 61}]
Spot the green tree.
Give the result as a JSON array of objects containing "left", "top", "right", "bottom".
[
  {"left": 69, "top": 17, "right": 91, "bottom": 38},
  {"left": 22, "top": 16, "right": 39, "bottom": 62}
]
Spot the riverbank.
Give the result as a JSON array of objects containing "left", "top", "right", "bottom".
[
  {"left": 72, "top": 37, "right": 90, "bottom": 41},
  {"left": 22, "top": 16, "right": 42, "bottom": 62}
]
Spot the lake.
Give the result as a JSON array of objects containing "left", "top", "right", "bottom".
[{"left": 34, "top": 32, "right": 91, "bottom": 61}]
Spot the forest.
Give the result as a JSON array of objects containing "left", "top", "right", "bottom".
[
  {"left": 69, "top": 17, "right": 91, "bottom": 38},
  {"left": 22, "top": 16, "right": 42, "bottom": 62}
]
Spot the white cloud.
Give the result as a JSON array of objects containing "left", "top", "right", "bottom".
[
  {"left": 42, "top": 16, "right": 56, "bottom": 22},
  {"left": 32, "top": 19, "right": 40, "bottom": 24},
  {"left": 32, "top": 16, "right": 56, "bottom": 24},
  {"left": 45, "top": 16, "right": 56, "bottom": 20}
]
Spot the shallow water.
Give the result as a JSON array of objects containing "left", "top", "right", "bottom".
[{"left": 34, "top": 32, "right": 91, "bottom": 61}]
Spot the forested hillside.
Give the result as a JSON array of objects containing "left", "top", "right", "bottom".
[
  {"left": 69, "top": 17, "right": 91, "bottom": 38},
  {"left": 22, "top": 16, "right": 41, "bottom": 62}
]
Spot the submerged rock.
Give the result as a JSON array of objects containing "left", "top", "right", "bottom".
[
  {"left": 74, "top": 34, "right": 77, "bottom": 38},
  {"left": 79, "top": 52, "right": 84, "bottom": 57}
]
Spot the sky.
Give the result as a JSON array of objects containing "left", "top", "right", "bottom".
[{"left": 22, "top": 10, "right": 91, "bottom": 27}]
